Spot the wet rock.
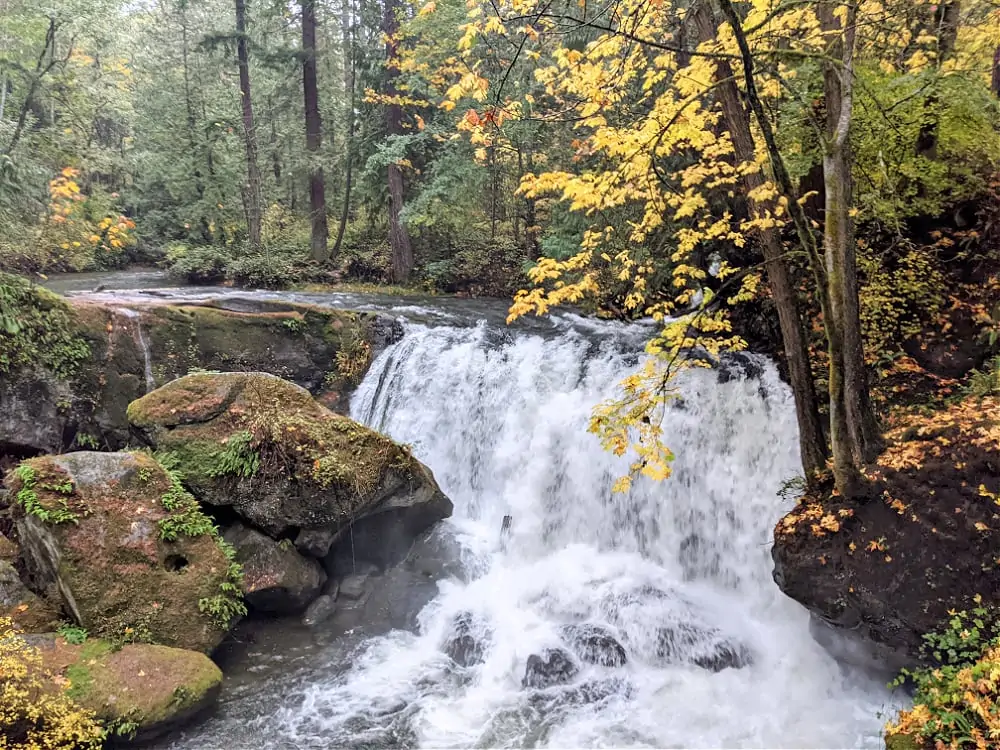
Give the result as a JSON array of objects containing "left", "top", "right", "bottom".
[
  {"left": 128, "top": 373, "right": 454, "bottom": 566},
  {"left": 0, "top": 558, "right": 61, "bottom": 633},
  {"left": 560, "top": 624, "right": 627, "bottom": 667},
  {"left": 527, "top": 677, "right": 632, "bottom": 710},
  {"left": 8, "top": 451, "right": 240, "bottom": 652},
  {"left": 716, "top": 351, "right": 765, "bottom": 384},
  {"left": 655, "top": 624, "right": 752, "bottom": 672},
  {"left": 522, "top": 648, "right": 579, "bottom": 689},
  {"left": 302, "top": 594, "right": 338, "bottom": 627},
  {"left": 29, "top": 634, "right": 222, "bottom": 744},
  {"left": 224, "top": 523, "right": 326, "bottom": 615},
  {"left": 326, "top": 528, "right": 464, "bottom": 637},
  {"left": 338, "top": 572, "right": 371, "bottom": 602},
  {"left": 295, "top": 526, "right": 337, "bottom": 558},
  {"left": 443, "top": 612, "right": 489, "bottom": 667}
]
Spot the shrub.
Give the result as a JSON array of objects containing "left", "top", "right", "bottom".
[
  {"left": 0, "top": 617, "right": 105, "bottom": 749},
  {"left": 164, "top": 243, "right": 231, "bottom": 285},
  {"left": 226, "top": 253, "right": 297, "bottom": 289},
  {"left": 887, "top": 606, "right": 1000, "bottom": 749}
]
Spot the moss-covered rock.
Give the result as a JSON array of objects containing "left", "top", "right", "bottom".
[
  {"left": 30, "top": 633, "right": 222, "bottom": 744},
  {"left": 128, "top": 372, "right": 453, "bottom": 564},
  {"left": 0, "top": 285, "right": 400, "bottom": 456},
  {"left": 6, "top": 451, "right": 243, "bottom": 653}
]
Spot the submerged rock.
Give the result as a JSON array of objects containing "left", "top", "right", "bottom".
[
  {"left": 7, "top": 451, "right": 242, "bottom": 652},
  {"left": 128, "top": 372, "right": 453, "bottom": 567},
  {"left": 223, "top": 523, "right": 326, "bottom": 614},
  {"left": 655, "top": 623, "right": 753, "bottom": 672},
  {"left": 30, "top": 634, "right": 222, "bottom": 744},
  {"left": 522, "top": 648, "right": 579, "bottom": 689},
  {"left": 560, "top": 623, "right": 628, "bottom": 667},
  {"left": 443, "top": 611, "right": 489, "bottom": 667},
  {"left": 301, "top": 594, "right": 338, "bottom": 627}
]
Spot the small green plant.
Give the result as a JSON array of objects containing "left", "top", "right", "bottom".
[
  {"left": 965, "top": 355, "right": 1000, "bottom": 399},
  {"left": 12, "top": 464, "right": 79, "bottom": 524},
  {"left": 75, "top": 433, "right": 100, "bottom": 450},
  {"left": 887, "top": 604, "right": 1000, "bottom": 748},
  {"left": 777, "top": 475, "right": 808, "bottom": 503},
  {"left": 198, "top": 539, "right": 246, "bottom": 629},
  {"left": 158, "top": 469, "right": 215, "bottom": 540},
  {"left": 108, "top": 712, "right": 142, "bottom": 740},
  {"left": 137, "top": 466, "right": 153, "bottom": 483},
  {"left": 56, "top": 622, "right": 89, "bottom": 645},
  {"left": 282, "top": 317, "right": 305, "bottom": 333},
  {"left": 206, "top": 431, "right": 260, "bottom": 479}
]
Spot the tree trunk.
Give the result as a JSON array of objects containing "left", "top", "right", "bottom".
[
  {"left": 717, "top": 0, "right": 871, "bottom": 497},
  {"left": 694, "top": 1, "right": 827, "bottom": 478},
  {"left": 915, "top": 2, "right": 961, "bottom": 159},
  {"left": 236, "top": 0, "right": 263, "bottom": 248},
  {"left": 0, "top": 74, "right": 7, "bottom": 122},
  {"left": 383, "top": 0, "right": 414, "bottom": 282},
  {"left": 993, "top": 45, "right": 1000, "bottom": 98},
  {"left": 302, "top": 0, "right": 330, "bottom": 262},
  {"left": 820, "top": 3, "right": 882, "bottom": 469},
  {"left": 333, "top": 0, "right": 356, "bottom": 258},
  {"left": 4, "top": 18, "right": 58, "bottom": 156}
]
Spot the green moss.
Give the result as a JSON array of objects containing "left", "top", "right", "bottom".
[
  {"left": 60, "top": 640, "right": 223, "bottom": 733},
  {"left": 0, "top": 272, "right": 91, "bottom": 379},
  {"left": 884, "top": 733, "right": 924, "bottom": 750}
]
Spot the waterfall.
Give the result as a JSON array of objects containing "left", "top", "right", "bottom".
[
  {"left": 160, "top": 309, "right": 895, "bottom": 750},
  {"left": 115, "top": 307, "right": 155, "bottom": 393}
]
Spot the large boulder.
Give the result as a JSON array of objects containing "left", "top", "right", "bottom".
[
  {"left": 6, "top": 451, "right": 243, "bottom": 653},
  {"left": 128, "top": 372, "right": 453, "bottom": 564},
  {"left": 772, "top": 396, "right": 1000, "bottom": 671},
  {"left": 29, "top": 634, "right": 222, "bottom": 744},
  {"left": 223, "top": 523, "right": 326, "bottom": 614},
  {"left": 0, "top": 273, "right": 399, "bottom": 455}
]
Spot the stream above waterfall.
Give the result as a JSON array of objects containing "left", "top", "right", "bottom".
[{"left": 57, "top": 276, "right": 899, "bottom": 749}]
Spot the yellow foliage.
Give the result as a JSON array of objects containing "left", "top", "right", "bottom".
[{"left": 0, "top": 618, "right": 104, "bottom": 749}]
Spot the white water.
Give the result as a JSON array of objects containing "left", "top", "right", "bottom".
[
  {"left": 258, "top": 317, "right": 892, "bottom": 748},
  {"left": 152, "top": 307, "right": 897, "bottom": 749},
  {"left": 115, "top": 307, "right": 156, "bottom": 392}
]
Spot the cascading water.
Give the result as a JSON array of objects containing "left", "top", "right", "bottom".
[
  {"left": 115, "top": 307, "right": 156, "bottom": 392},
  {"left": 160, "top": 304, "right": 896, "bottom": 750}
]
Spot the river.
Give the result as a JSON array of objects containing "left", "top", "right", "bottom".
[{"left": 57, "top": 273, "right": 899, "bottom": 748}]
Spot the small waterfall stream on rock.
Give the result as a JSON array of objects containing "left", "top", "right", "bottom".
[{"left": 154, "top": 301, "right": 895, "bottom": 749}]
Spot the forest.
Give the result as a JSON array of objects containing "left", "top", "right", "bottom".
[{"left": 2, "top": 0, "right": 1000, "bottom": 748}]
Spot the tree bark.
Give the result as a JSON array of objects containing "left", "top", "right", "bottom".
[
  {"left": 333, "top": 0, "right": 356, "bottom": 258},
  {"left": 236, "top": 0, "right": 263, "bottom": 248},
  {"left": 693, "top": 1, "right": 827, "bottom": 478},
  {"left": 383, "top": 0, "right": 414, "bottom": 282},
  {"left": 820, "top": 3, "right": 882, "bottom": 469},
  {"left": 993, "top": 45, "right": 1000, "bottom": 98},
  {"left": 302, "top": 0, "right": 330, "bottom": 262}
]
